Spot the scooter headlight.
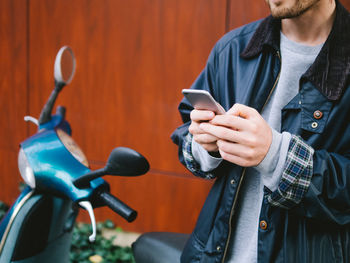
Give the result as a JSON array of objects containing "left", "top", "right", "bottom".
[
  {"left": 18, "top": 148, "right": 36, "bottom": 189},
  {"left": 56, "top": 128, "right": 89, "bottom": 167}
]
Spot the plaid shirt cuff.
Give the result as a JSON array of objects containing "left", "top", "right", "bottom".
[
  {"left": 267, "top": 135, "right": 314, "bottom": 209},
  {"left": 183, "top": 133, "right": 216, "bottom": 179}
]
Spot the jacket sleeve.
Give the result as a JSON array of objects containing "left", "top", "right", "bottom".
[
  {"left": 171, "top": 48, "right": 222, "bottom": 179},
  {"left": 267, "top": 135, "right": 350, "bottom": 225}
]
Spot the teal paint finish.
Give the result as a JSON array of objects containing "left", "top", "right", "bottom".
[
  {"left": 20, "top": 116, "right": 106, "bottom": 202},
  {"left": 0, "top": 187, "right": 32, "bottom": 243},
  {"left": 39, "top": 114, "right": 72, "bottom": 135},
  {"left": 38, "top": 115, "right": 63, "bottom": 131}
]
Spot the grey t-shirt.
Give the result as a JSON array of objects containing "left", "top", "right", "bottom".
[{"left": 192, "top": 32, "right": 323, "bottom": 263}]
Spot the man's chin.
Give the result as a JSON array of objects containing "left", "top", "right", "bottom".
[
  {"left": 268, "top": 0, "right": 320, "bottom": 19},
  {"left": 271, "top": 7, "right": 309, "bottom": 19},
  {"left": 270, "top": 8, "right": 298, "bottom": 19},
  {"left": 267, "top": 1, "right": 293, "bottom": 19}
]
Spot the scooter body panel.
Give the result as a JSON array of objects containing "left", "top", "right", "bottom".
[
  {"left": 0, "top": 190, "right": 76, "bottom": 263},
  {"left": 20, "top": 119, "right": 106, "bottom": 202},
  {"left": 37, "top": 115, "right": 70, "bottom": 134},
  {"left": 0, "top": 188, "right": 32, "bottom": 245}
]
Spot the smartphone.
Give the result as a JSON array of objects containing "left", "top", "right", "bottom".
[{"left": 182, "top": 89, "right": 225, "bottom": 115}]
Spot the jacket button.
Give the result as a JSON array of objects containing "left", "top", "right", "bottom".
[
  {"left": 216, "top": 246, "right": 221, "bottom": 252},
  {"left": 313, "top": 110, "right": 323, "bottom": 119},
  {"left": 230, "top": 179, "right": 235, "bottom": 185},
  {"left": 311, "top": 122, "right": 318, "bottom": 129},
  {"left": 259, "top": 220, "right": 268, "bottom": 230}
]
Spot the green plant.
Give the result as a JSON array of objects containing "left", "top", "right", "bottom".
[
  {"left": 0, "top": 200, "right": 9, "bottom": 221},
  {"left": 70, "top": 220, "right": 136, "bottom": 263}
]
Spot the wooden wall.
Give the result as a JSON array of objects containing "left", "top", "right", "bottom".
[
  {"left": 1, "top": 0, "right": 349, "bottom": 233},
  {"left": 0, "top": 0, "right": 28, "bottom": 209}
]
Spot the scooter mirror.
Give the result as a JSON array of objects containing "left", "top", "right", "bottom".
[
  {"left": 38, "top": 46, "right": 76, "bottom": 125},
  {"left": 105, "top": 147, "right": 150, "bottom": 176},
  {"left": 73, "top": 147, "right": 150, "bottom": 189},
  {"left": 54, "top": 46, "right": 76, "bottom": 86}
]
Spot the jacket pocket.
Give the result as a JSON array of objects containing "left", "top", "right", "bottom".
[
  {"left": 181, "top": 233, "right": 205, "bottom": 263},
  {"left": 299, "top": 83, "right": 333, "bottom": 134}
]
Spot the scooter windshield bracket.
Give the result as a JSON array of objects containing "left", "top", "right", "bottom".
[{"left": 78, "top": 201, "right": 96, "bottom": 242}]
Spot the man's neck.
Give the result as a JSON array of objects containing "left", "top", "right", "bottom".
[{"left": 281, "top": 0, "right": 336, "bottom": 46}]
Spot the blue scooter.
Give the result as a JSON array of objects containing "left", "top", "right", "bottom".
[{"left": 0, "top": 46, "right": 150, "bottom": 263}]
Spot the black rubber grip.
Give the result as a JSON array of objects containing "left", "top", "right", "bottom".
[{"left": 99, "top": 192, "right": 137, "bottom": 222}]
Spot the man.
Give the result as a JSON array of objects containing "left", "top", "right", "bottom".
[{"left": 171, "top": 0, "right": 350, "bottom": 262}]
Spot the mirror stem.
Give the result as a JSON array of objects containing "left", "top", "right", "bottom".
[
  {"left": 74, "top": 168, "right": 107, "bottom": 189},
  {"left": 38, "top": 81, "right": 65, "bottom": 125}
]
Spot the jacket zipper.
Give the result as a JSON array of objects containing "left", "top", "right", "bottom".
[
  {"left": 221, "top": 50, "right": 281, "bottom": 263},
  {"left": 221, "top": 168, "right": 247, "bottom": 262},
  {"left": 261, "top": 51, "right": 281, "bottom": 111}
]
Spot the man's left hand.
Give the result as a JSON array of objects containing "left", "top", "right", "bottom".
[{"left": 199, "top": 104, "right": 272, "bottom": 167}]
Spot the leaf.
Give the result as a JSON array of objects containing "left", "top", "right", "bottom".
[
  {"left": 103, "top": 219, "right": 115, "bottom": 229},
  {"left": 70, "top": 222, "right": 135, "bottom": 263}
]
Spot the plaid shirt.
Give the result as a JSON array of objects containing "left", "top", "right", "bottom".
[
  {"left": 183, "top": 133, "right": 314, "bottom": 209},
  {"left": 267, "top": 135, "right": 314, "bottom": 208},
  {"left": 182, "top": 133, "right": 216, "bottom": 180}
]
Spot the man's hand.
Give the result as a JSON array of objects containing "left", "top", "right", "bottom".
[
  {"left": 199, "top": 104, "right": 272, "bottom": 167},
  {"left": 189, "top": 109, "right": 219, "bottom": 152}
]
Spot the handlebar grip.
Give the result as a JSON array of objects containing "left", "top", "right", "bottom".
[{"left": 99, "top": 192, "right": 137, "bottom": 222}]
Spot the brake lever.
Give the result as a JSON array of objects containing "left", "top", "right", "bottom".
[{"left": 79, "top": 201, "right": 96, "bottom": 242}]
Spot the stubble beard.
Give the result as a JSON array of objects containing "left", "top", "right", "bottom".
[{"left": 266, "top": 0, "right": 320, "bottom": 19}]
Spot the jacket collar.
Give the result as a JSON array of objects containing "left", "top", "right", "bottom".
[{"left": 241, "top": 1, "right": 350, "bottom": 101}]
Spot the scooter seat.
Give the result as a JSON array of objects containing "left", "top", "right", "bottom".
[{"left": 132, "top": 232, "right": 189, "bottom": 263}]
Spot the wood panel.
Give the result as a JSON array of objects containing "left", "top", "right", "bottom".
[
  {"left": 28, "top": 0, "right": 226, "bottom": 232},
  {"left": 0, "top": 0, "right": 28, "bottom": 204},
  {"left": 28, "top": 0, "right": 227, "bottom": 174},
  {"left": 342, "top": 0, "right": 350, "bottom": 11},
  {"left": 228, "top": 0, "right": 269, "bottom": 30},
  {"left": 0, "top": 149, "right": 22, "bottom": 204},
  {"left": 89, "top": 171, "right": 213, "bottom": 233}
]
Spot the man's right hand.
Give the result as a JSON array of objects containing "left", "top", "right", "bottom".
[{"left": 188, "top": 109, "right": 219, "bottom": 152}]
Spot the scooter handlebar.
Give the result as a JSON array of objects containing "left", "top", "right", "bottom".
[{"left": 98, "top": 191, "right": 137, "bottom": 223}]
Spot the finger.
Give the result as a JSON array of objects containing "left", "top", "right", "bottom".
[
  {"left": 201, "top": 143, "right": 219, "bottom": 152},
  {"left": 216, "top": 140, "right": 255, "bottom": 160},
  {"left": 199, "top": 122, "right": 246, "bottom": 143},
  {"left": 218, "top": 148, "right": 253, "bottom": 167},
  {"left": 189, "top": 122, "right": 201, "bottom": 135},
  {"left": 210, "top": 114, "right": 253, "bottom": 131},
  {"left": 200, "top": 122, "right": 257, "bottom": 146},
  {"left": 227, "top": 103, "right": 258, "bottom": 119},
  {"left": 189, "top": 121, "right": 218, "bottom": 136},
  {"left": 190, "top": 109, "right": 215, "bottom": 122},
  {"left": 193, "top": 133, "right": 218, "bottom": 144}
]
